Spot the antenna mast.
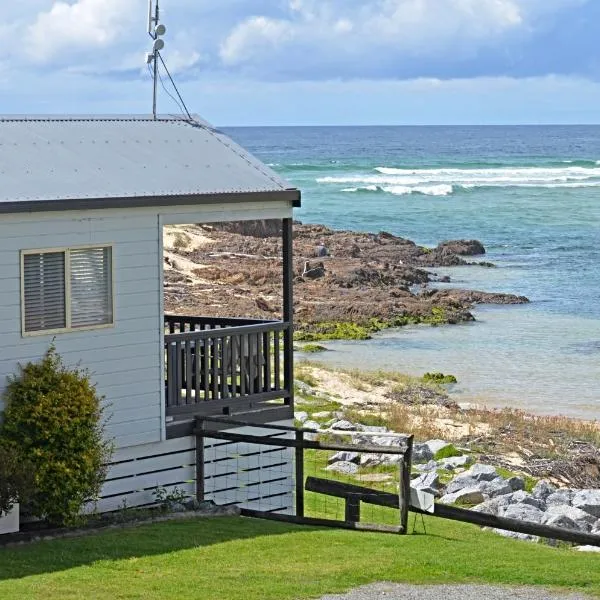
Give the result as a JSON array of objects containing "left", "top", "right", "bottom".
[{"left": 147, "top": 0, "right": 166, "bottom": 120}]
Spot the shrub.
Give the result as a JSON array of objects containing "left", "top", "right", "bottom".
[
  {"left": 422, "top": 372, "right": 458, "bottom": 385},
  {"left": 433, "top": 444, "right": 463, "bottom": 460},
  {"left": 0, "top": 444, "right": 34, "bottom": 516},
  {"left": 0, "top": 346, "right": 113, "bottom": 526}
]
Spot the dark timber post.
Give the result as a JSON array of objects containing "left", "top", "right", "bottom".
[
  {"left": 282, "top": 218, "right": 294, "bottom": 407},
  {"left": 195, "top": 418, "right": 205, "bottom": 502},
  {"left": 295, "top": 429, "right": 305, "bottom": 518},
  {"left": 399, "top": 435, "right": 413, "bottom": 534}
]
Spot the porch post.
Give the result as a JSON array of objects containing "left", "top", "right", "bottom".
[{"left": 282, "top": 218, "right": 294, "bottom": 407}]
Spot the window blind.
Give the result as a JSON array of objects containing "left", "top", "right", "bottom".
[
  {"left": 70, "top": 247, "right": 113, "bottom": 328},
  {"left": 23, "top": 252, "right": 66, "bottom": 332}
]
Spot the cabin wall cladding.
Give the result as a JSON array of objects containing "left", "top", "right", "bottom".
[{"left": 92, "top": 422, "right": 295, "bottom": 515}]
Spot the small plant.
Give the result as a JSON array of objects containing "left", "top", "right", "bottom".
[
  {"left": 153, "top": 486, "right": 190, "bottom": 512},
  {"left": 422, "top": 372, "right": 458, "bottom": 384},
  {"left": 0, "top": 444, "right": 34, "bottom": 516},
  {"left": 0, "top": 345, "right": 113, "bottom": 526},
  {"left": 433, "top": 444, "right": 463, "bottom": 461}
]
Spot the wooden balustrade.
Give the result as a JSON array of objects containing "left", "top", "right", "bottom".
[{"left": 164, "top": 315, "right": 290, "bottom": 417}]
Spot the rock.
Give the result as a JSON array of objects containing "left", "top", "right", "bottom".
[
  {"left": 439, "top": 487, "right": 485, "bottom": 506},
  {"left": 312, "top": 411, "right": 332, "bottom": 419},
  {"left": 358, "top": 425, "right": 389, "bottom": 433},
  {"left": 493, "top": 529, "right": 540, "bottom": 543},
  {"left": 509, "top": 491, "right": 544, "bottom": 510},
  {"left": 328, "top": 451, "right": 360, "bottom": 465},
  {"left": 542, "top": 512, "right": 590, "bottom": 533},
  {"left": 330, "top": 420, "right": 357, "bottom": 431},
  {"left": 325, "top": 461, "right": 359, "bottom": 475},
  {"left": 438, "top": 455, "right": 473, "bottom": 470},
  {"left": 576, "top": 546, "right": 600, "bottom": 552},
  {"left": 544, "top": 505, "right": 598, "bottom": 530},
  {"left": 463, "top": 463, "right": 499, "bottom": 482},
  {"left": 360, "top": 453, "right": 385, "bottom": 468},
  {"left": 502, "top": 503, "right": 545, "bottom": 524},
  {"left": 414, "top": 460, "right": 438, "bottom": 473},
  {"left": 572, "top": 489, "right": 600, "bottom": 518},
  {"left": 168, "top": 501, "right": 188, "bottom": 513},
  {"left": 532, "top": 480, "right": 557, "bottom": 501},
  {"left": 436, "top": 240, "right": 486, "bottom": 256},
  {"left": 445, "top": 475, "right": 480, "bottom": 495},
  {"left": 473, "top": 495, "right": 513, "bottom": 516},
  {"left": 412, "top": 472, "right": 440, "bottom": 496},
  {"left": 507, "top": 476, "right": 525, "bottom": 492},
  {"left": 481, "top": 478, "right": 514, "bottom": 498},
  {"left": 424, "top": 439, "right": 452, "bottom": 456},
  {"left": 371, "top": 435, "right": 409, "bottom": 448},
  {"left": 303, "top": 420, "right": 321, "bottom": 431},
  {"left": 294, "top": 380, "right": 315, "bottom": 396},
  {"left": 412, "top": 443, "right": 434, "bottom": 464},
  {"left": 546, "top": 489, "right": 574, "bottom": 507},
  {"left": 294, "top": 411, "right": 309, "bottom": 423}
]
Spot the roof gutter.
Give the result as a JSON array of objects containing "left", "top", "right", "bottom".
[{"left": 0, "top": 189, "right": 301, "bottom": 215}]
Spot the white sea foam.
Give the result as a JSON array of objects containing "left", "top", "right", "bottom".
[
  {"left": 316, "top": 164, "right": 600, "bottom": 196},
  {"left": 341, "top": 185, "right": 379, "bottom": 192}
]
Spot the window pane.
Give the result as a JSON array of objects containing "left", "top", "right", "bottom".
[
  {"left": 70, "top": 247, "right": 113, "bottom": 328},
  {"left": 23, "top": 252, "right": 66, "bottom": 332}
]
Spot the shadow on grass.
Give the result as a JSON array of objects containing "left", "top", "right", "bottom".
[{"left": 0, "top": 515, "right": 314, "bottom": 582}]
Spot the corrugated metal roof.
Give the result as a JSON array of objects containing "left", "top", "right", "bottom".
[{"left": 0, "top": 115, "right": 298, "bottom": 209}]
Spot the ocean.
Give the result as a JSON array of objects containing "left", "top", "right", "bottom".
[{"left": 225, "top": 126, "right": 600, "bottom": 419}]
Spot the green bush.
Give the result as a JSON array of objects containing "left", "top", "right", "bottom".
[
  {"left": 0, "top": 444, "right": 34, "bottom": 516},
  {"left": 422, "top": 372, "right": 458, "bottom": 384},
  {"left": 0, "top": 346, "right": 113, "bottom": 526}
]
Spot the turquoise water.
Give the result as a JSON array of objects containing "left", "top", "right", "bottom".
[{"left": 226, "top": 126, "right": 600, "bottom": 418}]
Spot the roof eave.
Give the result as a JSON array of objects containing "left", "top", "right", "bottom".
[{"left": 0, "top": 189, "right": 301, "bottom": 215}]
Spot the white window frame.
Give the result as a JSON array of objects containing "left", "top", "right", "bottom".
[{"left": 21, "top": 244, "right": 115, "bottom": 337}]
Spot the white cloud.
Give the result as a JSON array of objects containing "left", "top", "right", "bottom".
[
  {"left": 26, "top": 0, "right": 143, "bottom": 63},
  {"left": 218, "top": 0, "right": 587, "bottom": 75}
]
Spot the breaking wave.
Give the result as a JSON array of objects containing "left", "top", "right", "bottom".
[{"left": 317, "top": 164, "right": 600, "bottom": 196}]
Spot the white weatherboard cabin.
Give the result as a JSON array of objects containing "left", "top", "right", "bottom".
[{"left": 0, "top": 115, "right": 300, "bottom": 514}]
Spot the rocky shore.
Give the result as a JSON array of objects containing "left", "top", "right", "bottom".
[
  {"left": 164, "top": 221, "right": 529, "bottom": 339},
  {"left": 293, "top": 362, "right": 600, "bottom": 548}
]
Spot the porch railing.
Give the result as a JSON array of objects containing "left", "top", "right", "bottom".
[{"left": 164, "top": 315, "right": 291, "bottom": 417}]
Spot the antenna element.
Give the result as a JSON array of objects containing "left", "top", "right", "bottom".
[{"left": 147, "top": 0, "right": 167, "bottom": 119}]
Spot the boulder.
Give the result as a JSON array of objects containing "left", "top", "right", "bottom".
[
  {"left": 473, "top": 495, "right": 513, "bottom": 517},
  {"left": 358, "top": 425, "right": 389, "bottom": 434},
  {"left": 446, "top": 472, "right": 481, "bottom": 494},
  {"left": 481, "top": 478, "right": 514, "bottom": 499},
  {"left": 502, "top": 503, "right": 545, "bottom": 524},
  {"left": 493, "top": 529, "right": 540, "bottom": 543},
  {"left": 312, "top": 411, "right": 332, "bottom": 419},
  {"left": 439, "top": 487, "right": 485, "bottom": 506},
  {"left": 414, "top": 460, "right": 438, "bottom": 473},
  {"left": 576, "top": 545, "right": 600, "bottom": 553},
  {"left": 445, "top": 475, "right": 480, "bottom": 495},
  {"left": 411, "top": 472, "right": 440, "bottom": 496},
  {"left": 327, "top": 451, "right": 360, "bottom": 465},
  {"left": 325, "top": 461, "right": 359, "bottom": 475},
  {"left": 294, "top": 380, "right": 315, "bottom": 396},
  {"left": 437, "top": 240, "right": 486, "bottom": 256},
  {"left": 424, "top": 439, "right": 452, "bottom": 456},
  {"left": 544, "top": 505, "right": 597, "bottom": 531},
  {"left": 463, "top": 463, "right": 498, "bottom": 482},
  {"left": 371, "top": 435, "right": 409, "bottom": 448},
  {"left": 360, "top": 453, "right": 385, "bottom": 468},
  {"left": 509, "top": 491, "right": 544, "bottom": 510},
  {"left": 572, "top": 489, "right": 600, "bottom": 518},
  {"left": 303, "top": 420, "right": 321, "bottom": 431},
  {"left": 330, "top": 420, "right": 357, "bottom": 431},
  {"left": 294, "top": 411, "right": 309, "bottom": 423},
  {"left": 542, "top": 512, "right": 590, "bottom": 534},
  {"left": 438, "top": 455, "right": 473, "bottom": 470},
  {"left": 532, "top": 480, "right": 557, "bottom": 501},
  {"left": 412, "top": 443, "right": 434, "bottom": 464},
  {"left": 546, "top": 489, "right": 573, "bottom": 508},
  {"left": 507, "top": 476, "right": 525, "bottom": 492}
]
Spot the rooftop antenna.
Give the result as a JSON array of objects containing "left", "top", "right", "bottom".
[{"left": 146, "top": 0, "right": 167, "bottom": 119}]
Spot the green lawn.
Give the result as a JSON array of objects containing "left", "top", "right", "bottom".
[{"left": 1, "top": 515, "right": 599, "bottom": 600}]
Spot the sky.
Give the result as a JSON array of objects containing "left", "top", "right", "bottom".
[{"left": 1, "top": 0, "right": 600, "bottom": 125}]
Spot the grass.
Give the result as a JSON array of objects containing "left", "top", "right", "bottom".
[{"left": 1, "top": 516, "right": 600, "bottom": 599}]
